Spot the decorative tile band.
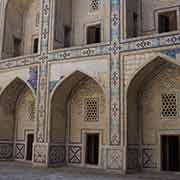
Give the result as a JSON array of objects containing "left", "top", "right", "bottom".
[
  {"left": 40, "top": 0, "right": 50, "bottom": 53},
  {"left": 33, "top": 143, "right": 47, "bottom": 164},
  {"left": 0, "top": 55, "right": 39, "bottom": 71},
  {"left": 15, "top": 143, "right": 25, "bottom": 160},
  {"left": 0, "top": 34, "right": 179, "bottom": 71},
  {"left": 0, "top": 143, "right": 13, "bottom": 160},
  {"left": 107, "top": 148, "right": 123, "bottom": 170},
  {"left": 68, "top": 146, "right": 82, "bottom": 164},
  {"left": 36, "top": 0, "right": 50, "bottom": 143},
  {"left": 122, "top": 34, "right": 180, "bottom": 53},
  {"left": 48, "top": 43, "right": 110, "bottom": 62},
  {"left": 110, "top": 0, "right": 121, "bottom": 145},
  {"left": 49, "top": 145, "right": 66, "bottom": 165},
  {"left": 28, "top": 65, "right": 38, "bottom": 92},
  {"left": 162, "top": 48, "right": 180, "bottom": 59}
]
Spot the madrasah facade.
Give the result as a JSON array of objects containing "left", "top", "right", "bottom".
[{"left": 0, "top": 0, "right": 180, "bottom": 174}]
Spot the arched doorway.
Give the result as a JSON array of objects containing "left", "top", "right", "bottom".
[
  {"left": 127, "top": 55, "right": 180, "bottom": 172},
  {"left": 0, "top": 78, "right": 35, "bottom": 161},
  {"left": 50, "top": 71, "right": 107, "bottom": 167}
]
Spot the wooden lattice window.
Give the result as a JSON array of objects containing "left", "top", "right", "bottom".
[
  {"left": 89, "top": 0, "right": 101, "bottom": 13},
  {"left": 84, "top": 98, "right": 99, "bottom": 121},
  {"left": 161, "top": 93, "right": 178, "bottom": 118}
]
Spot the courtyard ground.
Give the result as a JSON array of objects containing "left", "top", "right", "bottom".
[{"left": 0, "top": 162, "right": 180, "bottom": 180}]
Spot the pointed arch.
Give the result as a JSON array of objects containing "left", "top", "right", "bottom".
[
  {"left": 50, "top": 70, "right": 105, "bottom": 101},
  {"left": 127, "top": 53, "right": 180, "bottom": 92},
  {"left": 0, "top": 77, "right": 36, "bottom": 98},
  {"left": 0, "top": 76, "right": 36, "bottom": 142},
  {"left": 49, "top": 70, "right": 107, "bottom": 146},
  {"left": 126, "top": 53, "right": 180, "bottom": 170}
]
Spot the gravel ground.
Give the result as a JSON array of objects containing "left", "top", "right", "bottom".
[{"left": 0, "top": 162, "right": 180, "bottom": 180}]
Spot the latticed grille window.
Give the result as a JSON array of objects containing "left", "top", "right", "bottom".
[
  {"left": 84, "top": 98, "right": 99, "bottom": 121},
  {"left": 89, "top": 0, "right": 101, "bottom": 13},
  {"left": 161, "top": 93, "right": 178, "bottom": 118}
]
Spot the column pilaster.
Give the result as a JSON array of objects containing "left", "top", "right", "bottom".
[
  {"left": 107, "top": 0, "right": 126, "bottom": 174},
  {"left": 33, "top": 0, "right": 50, "bottom": 166}
]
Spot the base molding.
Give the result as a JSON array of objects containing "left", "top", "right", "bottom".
[
  {"left": 0, "top": 142, "right": 127, "bottom": 174},
  {"left": 33, "top": 143, "right": 49, "bottom": 167}
]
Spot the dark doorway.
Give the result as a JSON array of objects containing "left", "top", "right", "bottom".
[
  {"left": 161, "top": 135, "right": 179, "bottom": 171},
  {"left": 13, "top": 37, "right": 21, "bottom": 57},
  {"left": 33, "top": 38, "right": 39, "bottom": 53},
  {"left": 86, "top": 134, "right": 99, "bottom": 165},
  {"left": 158, "top": 11, "right": 177, "bottom": 33},
  {"left": 26, "top": 134, "right": 34, "bottom": 161},
  {"left": 87, "top": 24, "right": 101, "bottom": 44},
  {"left": 64, "top": 26, "right": 71, "bottom": 48}
]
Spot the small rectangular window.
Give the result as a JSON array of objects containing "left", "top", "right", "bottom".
[
  {"left": 158, "top": 11, "right": 177, "bottom": 33},
  {"left": 33, "top": 38, "right": 39, "bottom": 53},
  {"left": 87, "top": 24, "right": 101, "bottom": 44},
  {"left": 64, "top": 26, "right": 71, "bottom": 48},
  {"left": 133, "top": 12, "right": 138, "bottom": 37},
  {"left": 13, "top": 37, "right": 21, "bottom": 57}
]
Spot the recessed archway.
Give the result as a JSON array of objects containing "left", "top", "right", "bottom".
[
  {"left": 0, "top": 77, "right": 35, "bottom": 161},
  {"left": 126, "top": 55, "right": 180, "bottom": 172},
  {"left": 2, "top": 0, "right": 40, "bottom": 59},
  {"left": 49, "top": 71, "right": 107, "bottom": 167}
]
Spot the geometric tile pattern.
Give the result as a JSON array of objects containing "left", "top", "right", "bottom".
[
  {"left": 0, "top": 36, "right": 179, "bottom": 71},
  {"left": 143, "top": 148, "right": 156, "bottom": 169},
  {"left": 0, "top": 55, "right": 39, "bottom": 71},
  {"left": 109, "top": 0, "right": 121, "bottom": 145},
  {"left": 107, "top": 149, "right": 122, "bottom": 170},
  {"left": 33, "top": 144, "right": 47, "bottom": 164},
  {"left": 28, "top": 65, "right": 38, "bottom": 92},
  {"left": 36, "top": 0, "right": 50, "bottom": 144},
  {"left": 0, "top": 143, "right": 13, "bottom": 160},
  {"left": 84, "top": 98, "right": 99, "bottom": 121},
  {"left": 48, "top": 44, "right": 110, "bottom": 63},
  {"left": 89, "top": 0, "right": 101, "bottom": 13},
  {"left": 49, "top": 80, "right": 59, "bottom": 93},
  {"left": 15, "top": 144, "right": 25, "bottom": 160},
  {"left": 68, "top": 146, "right": 81, "bottom": 164},
  {"left": 161, "top": 93, "right": 178, "bottom": 118},
  {"left": 163, "top": 48, "right": 180, "bottom": 59},
  {"left": 122, "top": 34, "right": 180, "bottom": 53},
  {"left": 0, "top": 37, "right": 179, "bottom": 71},
  {"left": 40, "top": 0, "right": 50, "bottom": 53},
  {"left": 49, "top": 145, "right": 66, "bottom": 164}
]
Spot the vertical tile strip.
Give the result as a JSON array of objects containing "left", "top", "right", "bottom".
[
  {"left": 110, "top": 0, "right": 121, "bottom": 145},
  {"left": 37, "top": 0, "right": 50, "bottom": 143}
]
